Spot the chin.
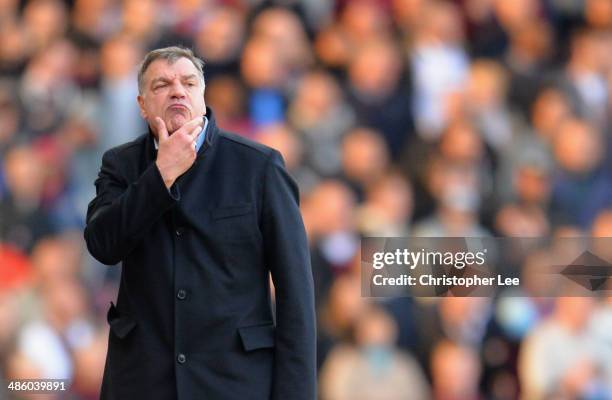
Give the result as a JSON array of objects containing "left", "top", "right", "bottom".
[{"left": 167, "top": 115, "right": 189, "bottom": 133}]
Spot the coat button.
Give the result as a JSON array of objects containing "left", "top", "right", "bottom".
[
  {"left": 177, "top": 289, "right": 186, "bottom": 300},
  {"left": 177, "top": 354, "right": 186, "bottom": 364},
  {"left": 175, "top": 228, "right": 184, "bottom": 237}
]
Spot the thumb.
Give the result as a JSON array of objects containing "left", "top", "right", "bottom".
[{"left": 155, "top": 117, "right": 169, "bottom": 141}]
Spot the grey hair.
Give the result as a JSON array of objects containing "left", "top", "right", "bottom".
[{"left": 137, "top": 46, "right": 205, "bottom": 94}]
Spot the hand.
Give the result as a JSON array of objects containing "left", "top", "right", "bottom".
[{"left": 154, "top": 116, "right": 203, "bottom": 188}]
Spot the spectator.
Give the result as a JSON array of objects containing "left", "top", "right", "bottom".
[
  {"left": 465, "top": 59, "right": 515, "bottom": 151},
  {"left": 319, "top": 304, "right": 430, "bottom": 400},
  {"left": 356, "top": 171, "right": 414, "bottom": 236},
  {"left": 347, "top": 38, "right": 413, "bottom": 159},
  {"left": 287, "top": 70, "right": 355, "bottom": 181},
  {"left": 410, "top": 0, "right": 469, "bottom": 138},
  {"left": 519, "top": 296, "right": 601, "bottom": 399},
  {"left": 562, "top": 28, "right": 609, "bottom": 129},
  {"left": 550, "top": 118, "right": 612, "bottom": 228},
  {"left": 194, "top": 6, "right": 244, "bottom": 80},
  {"left": 340, "top": 127, "right": 390, "bottom": 201},
  {"left": 431, "top": 339, "right": 483, "bottom": 400},
  {"left": 251, "top": 7, "right": 313, "bottom": 85},
  {"left": 0, "top": 145, "right": 54, "bottom": 253},
  {"left": 241, "top": 36, "right": 287, "bottom": 127},
  {"left": 413, "top": 156, "right": 491, "bottom": 237},
  {"left": 98, "top": 34, "right": 145, "bottom": 152}
]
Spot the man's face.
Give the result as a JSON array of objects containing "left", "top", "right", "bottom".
[{"left": 137, "top": 57, "right": 206, "bottom": 135}]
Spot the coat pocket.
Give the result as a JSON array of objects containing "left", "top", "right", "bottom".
[
  {"left": 210, "top": 203, "right": 258, "bottom": 243},
  {"left": 106, "top": 302, "right": 137, "bottom": 339},
  {"left": 237, "top": 323, "right": 275, "bottom": 352},
  {"left": 211, "top": 204, "right": 253, "bottom": 220}
]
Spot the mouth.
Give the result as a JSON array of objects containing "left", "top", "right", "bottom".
[{"left": 167, "top": 104, "right": 190, "bottom": 113}]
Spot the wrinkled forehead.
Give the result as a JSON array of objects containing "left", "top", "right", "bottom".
[{"left": 144, "top": 57, "right": 202, "bottom": 83}]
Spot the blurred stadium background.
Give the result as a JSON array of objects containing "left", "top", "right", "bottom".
[{"left": 1, "top": 0, "right": 612, "bottom": 398}]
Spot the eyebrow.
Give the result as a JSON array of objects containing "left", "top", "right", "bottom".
[{"left": 150, "top": 74, "right": 200, "bottom": 86}]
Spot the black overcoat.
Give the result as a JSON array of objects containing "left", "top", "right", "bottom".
[{"left": 84, "top": 108, "right": 316, "bottom": 400}]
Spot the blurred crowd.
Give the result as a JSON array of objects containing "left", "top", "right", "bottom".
[{"left": 1, "top": 0, "right": 612, "bottom": 398}]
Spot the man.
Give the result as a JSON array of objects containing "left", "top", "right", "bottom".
[{"left": 84, "top": 46, "right": 316, "bottom": 400}]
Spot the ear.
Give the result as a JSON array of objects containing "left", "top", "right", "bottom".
[{"left": 137, "top": 95, "right": 148, "bottom": 119}]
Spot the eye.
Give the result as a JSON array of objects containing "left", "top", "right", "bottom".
[
  {"left": 186, "top": 82, "right": 196, "bottom": 87},
  {"left": 154, "top": 83, "right": 167, "bottom": 90}
]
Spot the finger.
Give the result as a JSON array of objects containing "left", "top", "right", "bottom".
[
  {"left": 190, "top": 126, "right": 202, "bottom": 143},
  {"left": 188, "top": 125, "right": 203, "bottom": 139},
  {"left": 180, "top": 117, "right": 204, "bottom": 136},
  {"left": 155, "top": 117, "right": 169, "bottom": 141}
]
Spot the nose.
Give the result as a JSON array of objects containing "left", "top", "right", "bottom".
[{"left": 169, "top": 80, "right": 186, "bottom": 99}]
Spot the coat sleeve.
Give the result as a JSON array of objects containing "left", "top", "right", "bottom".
[
  {"left": 84, "top": 148, "right": 179, "bottom": 265},
  {"left": 261, "top": 150, "right": 316, "bottom": 400}
]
